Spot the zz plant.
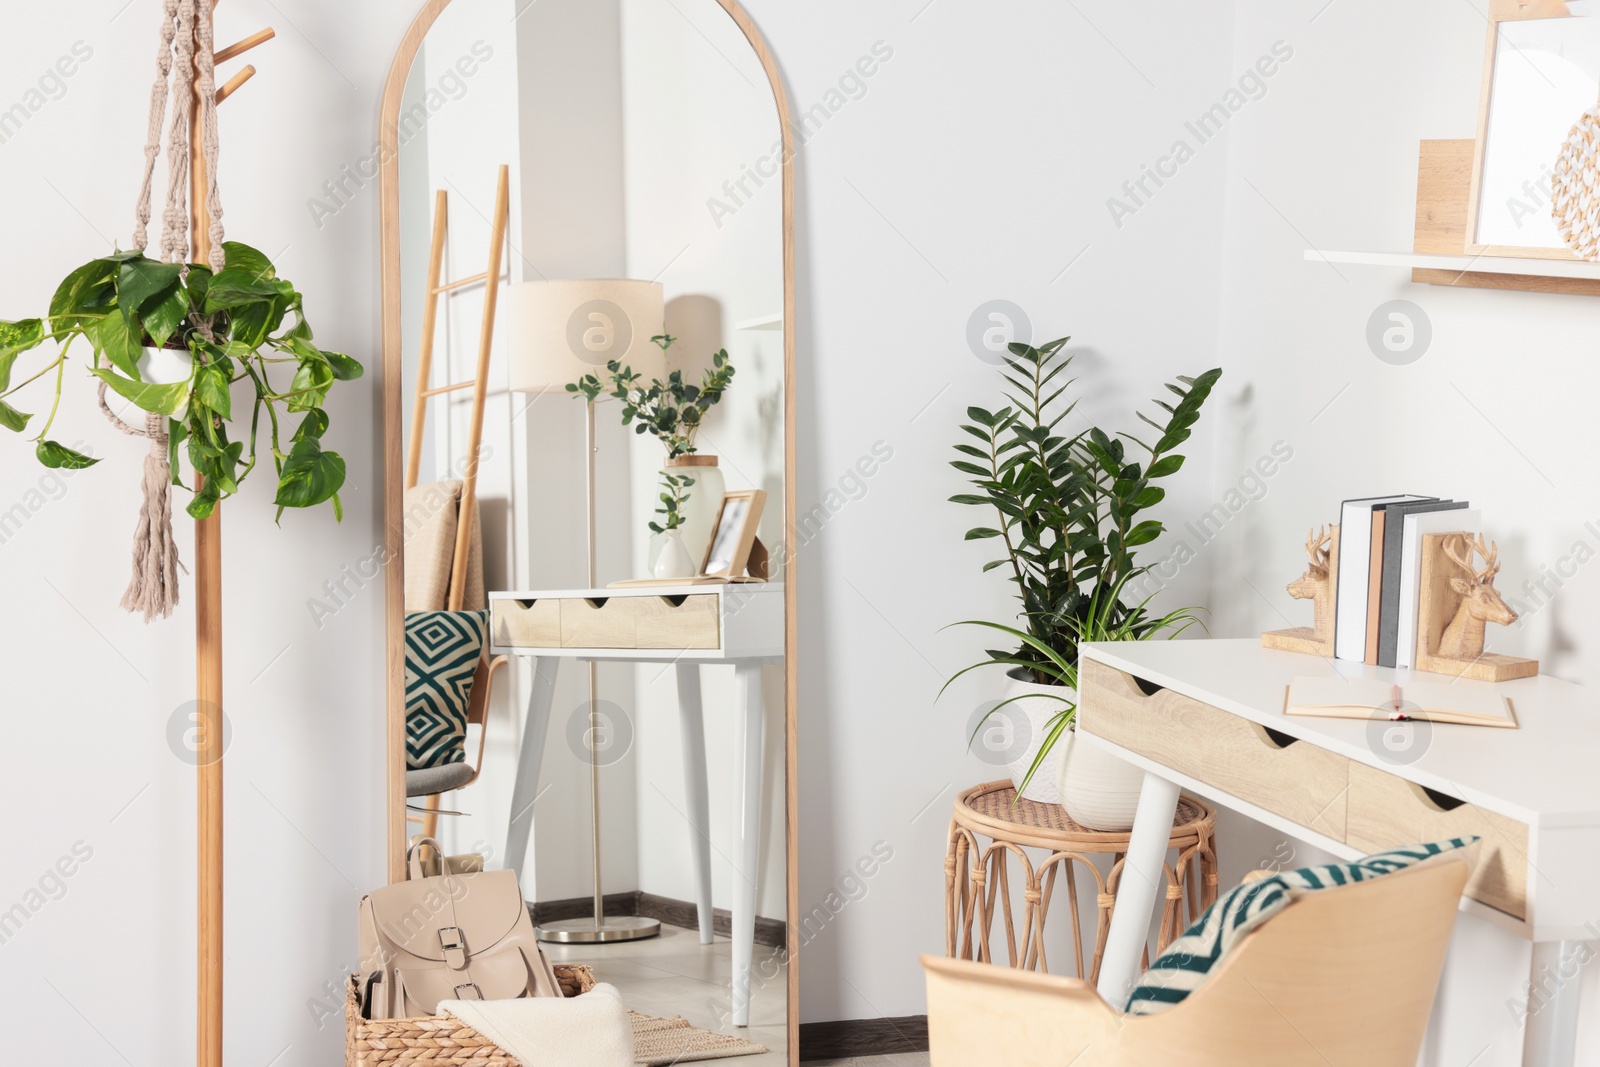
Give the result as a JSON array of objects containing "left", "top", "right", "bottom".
[
  {"left": 0, "top": 242, "right": 361, "bottom": 520},
  {"left": 944, "top": 336, "right": 1220, "bottom": 792}
]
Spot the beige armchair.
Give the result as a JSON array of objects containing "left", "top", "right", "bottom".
[{"left": 922, "top": 855, "right": 1469, "bottom": 1067}]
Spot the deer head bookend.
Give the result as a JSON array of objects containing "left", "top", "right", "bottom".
[
  {"left": 1439, "top": 533, "right": 1517, "bottom": 660},
  {"left": 1287, "top": 526, "right": 1335, "bottom": 638}
]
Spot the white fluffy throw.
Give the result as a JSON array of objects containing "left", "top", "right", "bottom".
[{"left": 440, "top": 983, "right": 635, "bottom": 1067}]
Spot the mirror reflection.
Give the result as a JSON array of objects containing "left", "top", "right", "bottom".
[{"left": 394, "top": 0, "right": 788, "bottom": 1055}]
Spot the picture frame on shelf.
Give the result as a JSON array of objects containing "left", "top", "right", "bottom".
[
  {"left": 1467, "top": 0, "right": 1600, "bottom": 258},
  {"left": 703, "top": 489, "right": 767, "bottom": 580}
]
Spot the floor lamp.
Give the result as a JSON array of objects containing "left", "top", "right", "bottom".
[{"left": 507, "top": 278, "right": 666, "bottom": 943}]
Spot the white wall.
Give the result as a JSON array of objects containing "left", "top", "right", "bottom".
[
  {"left": 742, "top": 0, "right": 1238, "bottom": 1025},
  {"left": 1213, "top": 3, "right": 1600, "bottom": 1062},
  {"left": 0, "top": 1, "right": 410, "bottom": 1064}
]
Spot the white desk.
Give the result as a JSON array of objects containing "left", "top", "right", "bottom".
[
  {"left": 1079, "top": 639, "right": 1600, "bottom": 1066},
  {"left": 488, "top": 583, "right": 784, "bottom": 1027}
]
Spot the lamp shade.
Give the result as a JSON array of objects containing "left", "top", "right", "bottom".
[{"left": 507, "top": 279, "right": 666, "bottom": 394}]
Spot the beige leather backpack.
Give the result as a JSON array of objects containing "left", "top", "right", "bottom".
[{"left": 358, "top": 837, "right": 560, "bottom": 1019}]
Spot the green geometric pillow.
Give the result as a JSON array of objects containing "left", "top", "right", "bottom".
[
  {"left": 1124, "top": 836, "right": 1479, "bottom": 1016},
  {"left": 404, "top": 611, "right": 488, "bottom": 770}
]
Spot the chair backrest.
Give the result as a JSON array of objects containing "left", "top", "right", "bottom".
[
  {"left": 922, "top": 854, "right": 1470, "bottom": 1067},
  {"left": 1121, "top": 855, "right": 1470, "bottom": 1066}
]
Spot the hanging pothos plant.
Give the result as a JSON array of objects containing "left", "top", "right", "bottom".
[{"left": 0, "top": 241, "right": 361, "bottom": 520}]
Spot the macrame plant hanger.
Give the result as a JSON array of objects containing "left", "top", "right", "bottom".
[{"left": 121, "top": 3, "right": 274, "bottom": 1065}]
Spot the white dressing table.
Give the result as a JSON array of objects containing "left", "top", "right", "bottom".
[
  {"left": 1080, "top": 639, "right": 1600, "bottom": 1066},
  {"left": 489, "top": 583, "right": 784, "bottom": 1026}
]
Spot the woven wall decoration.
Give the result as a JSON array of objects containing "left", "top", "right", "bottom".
[{"left": 1553, "top": 104, "right": 1600, "bottom": 261}]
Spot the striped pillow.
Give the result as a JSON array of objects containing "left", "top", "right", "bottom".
[
  {"left": 1124, "top": 836, "right": 1479, "bottom": 1016},
  {"left": 404, "top": 611, "right": 489, "bottom": 769}
]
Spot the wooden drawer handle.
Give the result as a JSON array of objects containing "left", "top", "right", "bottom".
[
  {"left": 583, "top": 597, "right": 610, "bottom": 609},
  {"left": 662, "top": 595, "right": 689, "bottom": 607},
  {"left": 514, "top": 598, "right": 537, "bottom": 608},
  {"left": 1243, "top": 722, "right": 1300, "bottom": 750},
  {"left": 1413, "top": 782, "right": 1467, "bottom": 812},
  {"left": 1133, "top": 676, "right": 1165, "bottom": 697}
]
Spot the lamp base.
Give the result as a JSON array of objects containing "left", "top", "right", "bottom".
[{"left": 535, "top": 915, "right": 661, "bottom": 943}]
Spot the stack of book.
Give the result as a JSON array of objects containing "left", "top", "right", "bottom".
[{"left": 1334, "top": 495, "right": 1480, "bottom": 668}]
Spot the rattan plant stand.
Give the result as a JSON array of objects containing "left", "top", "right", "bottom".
[{"left": 944, "top": 780, "right": 1218, "bottom": 983}]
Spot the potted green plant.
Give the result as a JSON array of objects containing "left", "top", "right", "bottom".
[
  {"left": 568, "top": 337, "right": 735, "bottom": 568},
  {"left": 650, "top": 470, "right": 697, "bottom": 579},
  {"left": 944, "top": 335, "right": 1219, "bottom": 826},
  {"left": 0, "top": 242, "right": 360, "bottom": 522}
]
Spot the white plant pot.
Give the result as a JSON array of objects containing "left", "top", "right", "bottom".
[
  {"left": 1000, "top": 669, "right": 1076, "bottom": 805},
  {"left": 652, "top": 530, "right": 696, "bottom": 580},
  {"left": 663, "top": 455, "right": 725, "bottom": 570},
  {"left": 137, "top": 345, "right": 193, "bottom": 420},
  {"left": 1056, "top": 723, "right": 1146, "bottom": 831}
]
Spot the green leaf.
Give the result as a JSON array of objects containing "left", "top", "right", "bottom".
[
  {"left": 293, "top": 409, "right": 329, "bottom": 442},
  {"left": 1125, "top": 520, "right": 1163, "bottom": 546},
  {"left": 965, "top": 528, "right": 1002, "bottom": 540},
  {"left": 0, "top": 318, "right": 46, "bottom": 390},
  {"left": 0, "top": 399, "right": 31, "bottom": 432},
  {"left": 118, "top": 259, "right": 184, "bottom": 318},
  {"left": 273, "top": 436, "right": 346, "bottom": 510},
  {"left": 140, "top": 282, "right": 190, "bottom": 348},
  {"left": 323, "top": 349, "right": 363, "bottom": 381},
  {"left": 50, "top": 259, "right": 116, "bottom": 328},
  {"left": 1146, "top": 454, "right": 1184, "bottom": 478},
  {"left": 194, "top": 363, "right": 232, "bottom": 420},
  {"left": 89, "top": 366, "right": 190, "bottom": 416},
  {"left": 185, "top": 264, "right": 214, "bottom": 312},
  {"left": 221, "top": 241, "right": 276, "bottom": 280},
  {"left": 93, "top": 312, "right": 142, "bottom": 378},
  {"left": 226, "top": 299, "right": 279, "bottom": 347},
  {"left": 287, "top": 358, "right": 334, "bottom": 412},
  {"left": 37, "top": 439, "right": 99, "bottom": 469},
  {"left": 204, "top": 268, "right": 281, "bottom": 311}
]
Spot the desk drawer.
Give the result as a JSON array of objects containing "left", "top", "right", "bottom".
[
  {"left": 1079, "top": 659, "right": 1348, "bottom": 842},
  {"left": 559, "top": 595, "right": 720, "bottom": 650},
  {"left": 1346, "top": 762, "right": 1528, "bottom": 920},
  {"left": 492, "top": 598, "right": 561, "bottom": 647}
]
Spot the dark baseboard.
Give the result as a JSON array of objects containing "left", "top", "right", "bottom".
[
  {"left": 528, "top": 890, "right": 786, "bottom": 949},
  {"left": 798, "top": 1015, "right": 929, "bottom": 1060}
]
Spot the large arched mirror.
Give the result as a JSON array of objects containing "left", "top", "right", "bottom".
[{"left": 377, "top": 0, "right": 796, "bottom": 1058}]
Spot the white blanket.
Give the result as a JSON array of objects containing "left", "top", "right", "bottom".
[{"left": 439, "top": 984, "right": 635, "bottom": 1067}]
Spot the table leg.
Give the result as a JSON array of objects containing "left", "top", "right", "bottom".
[
  {"left": 731, "top": 661, "right": 765, "bottom": 1027},
  {"left": 1522, "top": 940, "right": 1588, "bottom": 1066},
  {"left": 676, "top": 662, "right": 715, "bottom": 944},
  {"left": 503, "top": 656, "right": 559, "bottom": 881},
  {"left": 1094, "top": 770, "right": 1181, "bottom": 1008}
]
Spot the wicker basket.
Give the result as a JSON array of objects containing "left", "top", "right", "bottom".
[{"left": 345, "top": 964, "right": 597, "bottom": 1066}]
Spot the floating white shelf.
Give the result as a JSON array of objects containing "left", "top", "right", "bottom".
[
  {"left": 735, "top": 312, "right": 783, "bottom": 331},
  {"left": 1304, "top": 248, "right": 1600, "bottom": 280}
]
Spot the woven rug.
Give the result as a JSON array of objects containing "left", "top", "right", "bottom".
[{"left": 629, "top": 1011, "right": 767, "bottom": 1065}]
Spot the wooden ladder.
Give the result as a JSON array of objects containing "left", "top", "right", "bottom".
[{"left": 405, "top": 163, "right": 510, "bottom": 613}]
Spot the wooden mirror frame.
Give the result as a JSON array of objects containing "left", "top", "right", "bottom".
[
  {"left": 376, "top": 1, "right": 799, "bottom": 1055},
  {"left": 1465, "top": 0, "right": 1586, "bottom": 259}
]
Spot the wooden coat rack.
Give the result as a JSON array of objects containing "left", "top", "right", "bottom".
[{"left": 185, "top": 6, "right": 274, "bottom": 1066}]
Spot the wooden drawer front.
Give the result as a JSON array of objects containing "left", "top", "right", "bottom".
[
  {"left": 633, "top": 595, "right": 720, "bottom": 649},
  {"left": 492, "top": 598, "right": 561, "bottom": 647},
  {"left": 1080, "top": 659, "right": 1348, "bottom": 842},
  {"left": 558, "top": 595, "right": 720, "bottom": 650},
  {"left": 1346, "top": 762, "right": 1528, "bottom": 920}
]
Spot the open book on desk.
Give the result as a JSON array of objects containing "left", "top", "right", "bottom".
[{"left": 1285, "top": 676, "right": 1517, "bottom": 729}]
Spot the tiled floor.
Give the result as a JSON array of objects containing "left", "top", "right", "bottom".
[{"left": 541, "top": 920, "right": 790, "bottom": 1065}]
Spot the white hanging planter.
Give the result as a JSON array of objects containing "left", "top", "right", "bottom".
[{"left": 137, "top": 344, "right": 194, "bottom": 420}]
